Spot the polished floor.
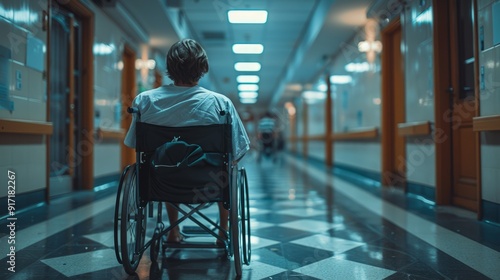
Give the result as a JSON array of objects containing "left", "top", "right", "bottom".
[{"left": 1, "top": 152, "right": 500, "bottom": 279}]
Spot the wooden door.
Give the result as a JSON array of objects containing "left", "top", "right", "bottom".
[
  {"left": 49, "top": 5, "right": 78, "bottom": 196},
  {"left": 449, "top": 0, "right": 478, "bottom": 211},
  {"left": 381, "top": 18, "right": 406, "bottom": 188},
  {"left": 48, "top": 0, "right": 94, "bottom": 190}
]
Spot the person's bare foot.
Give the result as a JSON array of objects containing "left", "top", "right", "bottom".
[
  {"left": 216, "top": 227, "right": 228, "bottom": 246},
  {"left": 166, "top": 230, "right": 184, "bottom": 243}
]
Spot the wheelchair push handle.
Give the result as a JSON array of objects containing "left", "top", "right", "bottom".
[{"left": 127, "top": 107, "right": 140, "bottom": 115}]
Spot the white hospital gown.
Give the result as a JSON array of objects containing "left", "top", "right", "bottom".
[{"left": 124, "top": 84, "right": 250, "bottom": 162}]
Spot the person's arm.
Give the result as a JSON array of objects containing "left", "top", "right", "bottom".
[
  {"left": 123, "top": 113, "right": 137, "bottom": 148},
  {"left": 228, "top": 101, "right": 250, "bottom": 164},
  {"left": 123, "top": 95, "right": 142, "bottom": 148}
]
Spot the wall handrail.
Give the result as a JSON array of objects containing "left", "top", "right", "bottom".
[
  {"left": 96, "top": 127, "right": 125, "bottom": 140},
  {"left": 0, "top": 118, "right": 53, "bottom": 135},
  {"left": 331, "top": 127, "right": 379, "bottom": 141},
  {"left": 473, "top": 115, "right": 500, "bottom": 132},
  {"left": 397, "top": 121, "right": 432, "bottom": 136}
]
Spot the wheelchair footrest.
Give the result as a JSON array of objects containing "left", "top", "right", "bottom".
[
  {"left": 162, "top": 239, "right": 225, "bottom": 249},
  {"left": 182, "top": 225, "right": 212, "bottom": 235}
]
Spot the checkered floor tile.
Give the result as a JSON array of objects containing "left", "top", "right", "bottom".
[{"left": 1, "top": 154, "right": 498, "bottom": 280}]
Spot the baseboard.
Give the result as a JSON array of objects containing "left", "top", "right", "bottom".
[
  {"left": 94, "top": 172, "right": 121, "bottom": 187},
  {"left": 0, "top": 189, "right": 45, "bottom": 218},
  {"left": 406, "top": 182, "right": 436, "bottom": 203},
  {"left": 482, "top": 200, "right": 500, "bottom": 225}
]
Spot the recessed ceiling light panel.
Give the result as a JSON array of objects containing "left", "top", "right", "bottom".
[
  {"left": 330, "top": 75, "right": 352, "bottom": 84},
  {"left": 239, "top": 91, "right": 259, "bottom": 98},
  {"left": 237, "top": 75, "right": 260, "bottom": 83},
  {"left": 238, "top": 84, "right": 259, "bottom": 91},
  {"left": 234, "top": 62, "right": 261, "bottom": 71},
  {"left": 232, "top": 44, "right": 264, "bottom": 54},
  {"left": 228, "top": 10, "right": 268, "bottom": 24},
  {"left": 240, "top": 98, "right": 258, "bottom": 104}
]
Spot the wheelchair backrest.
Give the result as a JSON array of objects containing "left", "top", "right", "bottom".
[
  {"left": 135, "top": 122, "right": 233, "bottom": 204},
  {"left": 136, "top": 122, "right": 232, "bottom": 154}
]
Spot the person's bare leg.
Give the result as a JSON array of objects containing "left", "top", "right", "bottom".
[
  {"left": 166, "top": 203, "right": 183, "bottom": 242},
  {"left": 217, "top": 202, "right": 229, "bottom": 245}
]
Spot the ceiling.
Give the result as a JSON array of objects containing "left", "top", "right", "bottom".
[{"left": 102, "top": 0, "right": 376, "bottom": 113}]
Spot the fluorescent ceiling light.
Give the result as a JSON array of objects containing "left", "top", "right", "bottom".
[
  {"left": 286, "top": 83, "right": 303, "bottom": 91},
  {"left": 228, "top": 10, "right": 268, "bottom": 24},
  {"left": 317, "top": 84, "right": 327, "bottom": 92},
  {"left": 330, "top": 75, "right": 353, "bottom": 84},
  {"left": 358, "top": 40, "right": 382, "bottom": 53},
  {"left": 238, "top": 84, "right": 259, "bottom": 91},
  {"left": 239, "top": 91, "right": 258, "bottom": 98},
  {"left": 94, "top": 43, "right": 115, "bottom": 55},
  {"left": 240, "top": 98, "right": 258, "bottom": 104},
  {"left": 345, "top": 62, "right": 370, "bottom": 72},
  {"left": 232, "top": 44, "right": 264, "bottom": 54},
  {"left": 302, "top": 91, "right": 326, "bottom": 100},
  {"left": 237, "top": 75, "right": 260, "bottom": 83},
  {"left": 234, "top": 62, "right": 261, "bottom": 71}
]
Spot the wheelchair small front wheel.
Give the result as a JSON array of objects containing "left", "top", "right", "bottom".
[
  {"left": 150, "top": 232, "right": 161, "bottom": 263},
  {"left": 150, "top": 202, "right": 164, "bottom": 263}
]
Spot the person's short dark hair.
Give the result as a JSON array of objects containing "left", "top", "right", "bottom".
[{"left": 166, "top": 39, "right": 209, "bottom": 84}]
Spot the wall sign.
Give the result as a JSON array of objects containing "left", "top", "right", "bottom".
[
  {"left": 0, "top": 46, "right": 14, "bottom": 112},
  {"left": 26, "top": 34, "right": 44, "bottom": 72}
]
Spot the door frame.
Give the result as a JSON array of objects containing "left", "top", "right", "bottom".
[
  {"left": 47, "top": 0, "right": 94, "bottom": 192},
  {"left": 472, "top": 0, "right": 482, "bottom": 219},
  {"left": 120, "top": 44, "right": 136, "bottom": 169},
  {"left": 381, "top": 17, "right": 406, "bottom": 188},
  {"left": 432, "top": 0, "right": 453, "bottom": 206},
  {"left": 45, "top": 0, "right": 51, "bottom": 202},
  {"left": 432, "top": 0, "right": 481, "bottom": 215}
]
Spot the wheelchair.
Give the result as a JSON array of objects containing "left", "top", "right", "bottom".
[
  {"left": 257, "top": 131, "right": 276, "bottom": 162},
  {"left": 113, "top": 107, "right": 251, "bottom": 276}
]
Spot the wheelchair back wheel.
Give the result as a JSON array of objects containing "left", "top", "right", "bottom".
[
  {"left": 114, "top": 165, "right": 132, "bottom": 264},
  {"left": 239, "top": 167, "right": 251, "bottom": 265},
  {"left": 119, "top": 164, "right": 147, "bottom": 274},
  {"left": 230, "top": 166, "right": 252, "bottom": 276}
]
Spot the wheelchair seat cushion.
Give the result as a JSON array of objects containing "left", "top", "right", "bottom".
[
  {"left": 152, "top": 141, "right": 204, "bottom": 168},
  {"left": 148, "top": 140, "right": 228, "bottom": 203}
]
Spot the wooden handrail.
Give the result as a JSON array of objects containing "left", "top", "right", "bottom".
[
  {"left": 0, "top": 119, "right": 53, "bottom": 135},
  {"left": 97, "top": 127, "right": 125, "bottom": 140},
  {"left": 473, "top": 115, "right": 500, "bottom": 132},
  {"left": 287, "top": 128, "right": 379, "bottom": 142},
  {"left": 398, "top": 121, "right": 432, "bottom": 136},
  {"left": 331, "top": 127, "right": 379, "bottom": 141},
  {"left": 288, "top": 136, "right": 305, "bottom": 142}
]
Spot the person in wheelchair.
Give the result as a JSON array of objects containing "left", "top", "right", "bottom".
[
  {"left": 257, "top": 112, "right": 277, "bottom": 161},
  {"left": 124, "top": 39, "right": 250, "bottom": 245}
]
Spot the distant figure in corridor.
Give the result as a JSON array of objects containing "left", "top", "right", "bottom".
[
  {"left": 257, "top": 112, "right": 277, "bottom": 162},
  {"left": 124, "top": 38, "right": 250, "bottom": 244}
]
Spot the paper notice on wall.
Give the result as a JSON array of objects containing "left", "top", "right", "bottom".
[
  {"left": 0, "top": 46, "right": 14, "bottom": 112},
  {"left": 26, "top": 34, "right": 44, "bottom": 72}
]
